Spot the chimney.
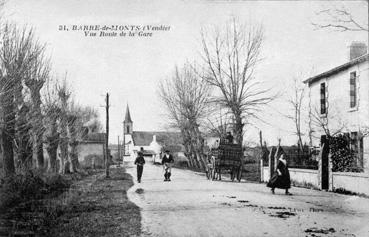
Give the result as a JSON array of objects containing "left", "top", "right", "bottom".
[
  {"left": 153, "top": 135, "right": 157, "bottom": 142},
  {"left": 349, "top": 42, "right": 367, "bottom": 60}
]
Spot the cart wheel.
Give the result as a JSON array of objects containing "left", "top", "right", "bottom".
[
  {"left": 237, "top": 166, "right": 242, "bottom": 182},
  {"left": 231, "top": 169, "right": 235, "bottom": 182}
]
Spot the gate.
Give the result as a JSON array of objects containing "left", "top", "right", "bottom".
[{"left": 321, "top": 136, "right": 330, "bottom": 190}]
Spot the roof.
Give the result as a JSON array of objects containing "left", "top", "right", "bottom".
[
  {"left": 132, "top": 131, "right": 183, "bottom": 147},
  {"left": 124, "top": 104, "right": 133, "bottom": 123},
  {"left": 80, "top": 132, "right": 106, "bottom": 144},
  {"left": 162, "top": 144, "right": 186, "bottom": 153},
  {"left": 303, "top": 54, "right": 369, "bottom": 85}
]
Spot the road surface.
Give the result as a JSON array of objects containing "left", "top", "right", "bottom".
[{"left": 126, "top": 160, "right": 369, "bottom": 237}]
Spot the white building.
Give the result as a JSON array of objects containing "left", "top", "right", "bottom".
[
  {"left": 122, "top": 105, "right": 185, "bottom": 163},
  {"left": 304, "top": 42, "right": 369, "bottom": 173},
  {"left": 77, "top": 132, "right": 105, "bottom": 168}
]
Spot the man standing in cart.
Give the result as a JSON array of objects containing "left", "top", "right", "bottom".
[
  {"left": 226, "top": 131, "right": 234, "bottom": 144},
  {"left": 162, "top": 150, "right": 174, "bottom": 181}
]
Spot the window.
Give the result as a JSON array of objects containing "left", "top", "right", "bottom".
[
  {"left": 350, "top": 132, "right": 364, "bottom": 168},
  {"left": 126, "top": 125, "right": 130, "bottom": 134},
  {"left": 320, "top": 82, "right": 326, "bottom": 114},
  {"left": 350, "top": 72, "right": 357, "bottom": 108}
]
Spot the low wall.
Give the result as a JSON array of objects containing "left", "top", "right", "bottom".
[
  {"left": 263, "top": 167, "right": 369, "bottom": 195},
  {"left": 289, "top": 168, "right": 319, "bottom": 188},
  {"left": 262, "top": 167, "right": 269, "bottom": 182},
  {"left": 263, "top": 167, "right": 318, "bottom": 188},
  {"left": 332, "top": 172, "right": 369, "bottom": 195}
]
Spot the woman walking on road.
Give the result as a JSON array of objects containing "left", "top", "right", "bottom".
[
  {"left": 267, "top": 154, "right": 292, "bottom": 195},
  {"left": 134, "top": 151, "right": 145, "bottom": 183}
]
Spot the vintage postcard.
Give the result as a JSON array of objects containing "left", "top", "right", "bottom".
[{"left": 0, "top": 0, "right": 368, "bottom": 236}]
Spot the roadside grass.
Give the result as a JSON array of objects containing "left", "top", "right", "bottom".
[
  {"left": 0, "top": 167, "right": 141, "bottom": 236},
  {"left": 50, "top": 167, "right": 141, "bottom": 237}
]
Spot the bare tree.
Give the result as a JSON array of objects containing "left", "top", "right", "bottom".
[
  {"left": 57, "top": 78, "right": 71, "bottom": 174},
  {"left": 200, "top": 18, "right": 274, "bottom": 145},
  {"left": 25, "top": 45, "right": 51, "bottom": 169},
  {"left": 0, "top": 23, "right": 42, "bottom": 174},
  {"left": 43, "top": 79, "right": 61, "bottom": 172},
  {"left": 310, "top": 101, "right": 346, "bottom": 139},
  {"left": 205, "top": 106, "right": 231, "bottom": 140},
  {"left": 67, "top": 102, "right": 100, "bottom": 172},
  {"left": 312, "top": 2, "right": 368, "bottom": 32},
  {"left": 284, "top": 76, "right": 306, "bottom": 150},
  {"left": 159, "top": 63, "right": 211, "bottom": 169}
]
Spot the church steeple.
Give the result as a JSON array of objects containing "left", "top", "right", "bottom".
[
  {"left": 124, "top": 104, "right": 133, "bottom": 123},
  {"left": 123, "top": 104, "right": 133, "bottom": 134}
]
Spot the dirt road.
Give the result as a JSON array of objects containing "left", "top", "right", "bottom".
[{"left": 126, "top": 160, "right": 369, "bottom": 237}]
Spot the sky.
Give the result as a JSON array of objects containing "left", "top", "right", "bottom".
[{"left": 2, "top": 0, "right": 368, "bottom": 146}]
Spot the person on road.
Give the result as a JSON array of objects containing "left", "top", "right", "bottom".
[
  {"left": 226, "top": 132, "right": 234, "bottom": 144},
  {"left": 162, "top": 150, "right": 174, "bottom": 181},
  {"left": 267, "top": 154, "right": 292, "bottom": 195},
  {"left": 134, "top": 151, "right": 145, "bottom": 183}
]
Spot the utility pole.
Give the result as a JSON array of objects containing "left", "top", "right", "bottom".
[
  {"left": 117, "top": 136, "right": 120, "bottom": 167},
  {"left": 259, "top": 130, "right": 263, "bottom": 182},
  {"left": 105, "top": 93, "right": 110, "bottom": 178}
]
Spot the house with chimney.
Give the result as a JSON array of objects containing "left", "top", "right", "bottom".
[
  {"left": 122, "top": 105, "right": 185, "bottom": 163},
  {"left": 302, "top": 42, "right": 369, "bottom": 194}
]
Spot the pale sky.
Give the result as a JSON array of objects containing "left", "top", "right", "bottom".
[{"left": 3, "top": 0, "right": 368, "bottom": 146}]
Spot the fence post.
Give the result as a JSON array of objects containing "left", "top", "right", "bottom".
[
  {"left": 329, "top": 153, "right": 333, "bottom": 191},
  {"left": 268, "top": 147, "right": 275, "bottom": 180},
  {"left": 260, "top": 159, "right": 264, "bottom": 182}
]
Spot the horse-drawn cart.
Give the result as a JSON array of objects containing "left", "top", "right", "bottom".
[{"left": 208, "top": 143, "right": 243, "bottom": 182}]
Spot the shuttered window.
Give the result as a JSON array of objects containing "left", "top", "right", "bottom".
[
  {"left": 320, "top": 82, "right": 326, "bottom": 114},
  {"left": 350, "top": 72, "right": 357, "bottom": 108}
]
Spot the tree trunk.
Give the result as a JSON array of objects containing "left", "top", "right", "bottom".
[
  {"left": 30, "top": 93, "right": 45, "bottom": 169},
  {"left": 233, "top": 114, "right": 244, "bottom": 145},
  {"left": 1, "top": 94, "right": 16, "bottom": 176},
  {"left": 47, "top": 144, "right": 58, "bottom": 173},
  {"left": 59, "top": 137, "right": 68, "bottom": 174},
  {"left": 68, "top": 127, "right": 78, "bottom": 173},
  {"left": 16, "top": 107, "right": 32, "bottom": 170},
  {"left": 46, "top": 121, "right": 59, "bottom": 173}
]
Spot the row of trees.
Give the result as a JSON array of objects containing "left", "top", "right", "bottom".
[
  {"left": 159, "top": 19, "right": 275, "bottom": 169},
  {"left": 0, "top": 23, "right": 102, "bottom": 177},
  {"left": 160, "top": 3, "right": 368, "bottom": 169}
]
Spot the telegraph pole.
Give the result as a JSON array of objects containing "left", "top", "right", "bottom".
[
  {"left": 105, "top": 93, "right": 110, "bottom": 178},
  {"left": 117, "top": 136, "right": 121, "bottom": 167},
  {"left": 259, "top": 130, "right": 263, "bottom": 182}
]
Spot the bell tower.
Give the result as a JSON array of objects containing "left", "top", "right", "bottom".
[
  {"left": 123, "top": 104, "right": 133, "bottom": 156},
  {"left": 123, "top": 104, "right": 133, "bottom": 134}
]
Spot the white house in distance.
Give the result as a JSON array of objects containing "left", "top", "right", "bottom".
[
  {"left": 122, "top": 105, "right": 185, "bottom": 163},
  {"left": 304, "top": 42, "right": 369, "bottom": 174},
  {"left": 77, "top": 132, "right": 106, "bottom": 168}
]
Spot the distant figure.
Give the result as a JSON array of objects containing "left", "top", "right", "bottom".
[
  {"left": 213, "top": 140, "right": 220, "bottom": 149},
  {"left": 206, "top": 155, "right": 216, "bottom": 180},
  {"left": 134, "top": 151, "right": 145, "bottom": 183},
  {"left": 226, "top": 132, "right": 234, "bottom": 144},
  {"left": 267, "top": 154, "right": 291, "bottom": 195},
  {"left": 162, "top": 150, "right": 174, "bottom": 181}
]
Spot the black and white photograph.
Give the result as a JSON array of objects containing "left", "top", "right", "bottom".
[{"left": 0, "top": 0, "right": 368, "bottom": 236}]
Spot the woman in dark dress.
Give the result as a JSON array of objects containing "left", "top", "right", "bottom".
[{"left": 267, "top": 154, "right": 292, "bottom": 195}]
